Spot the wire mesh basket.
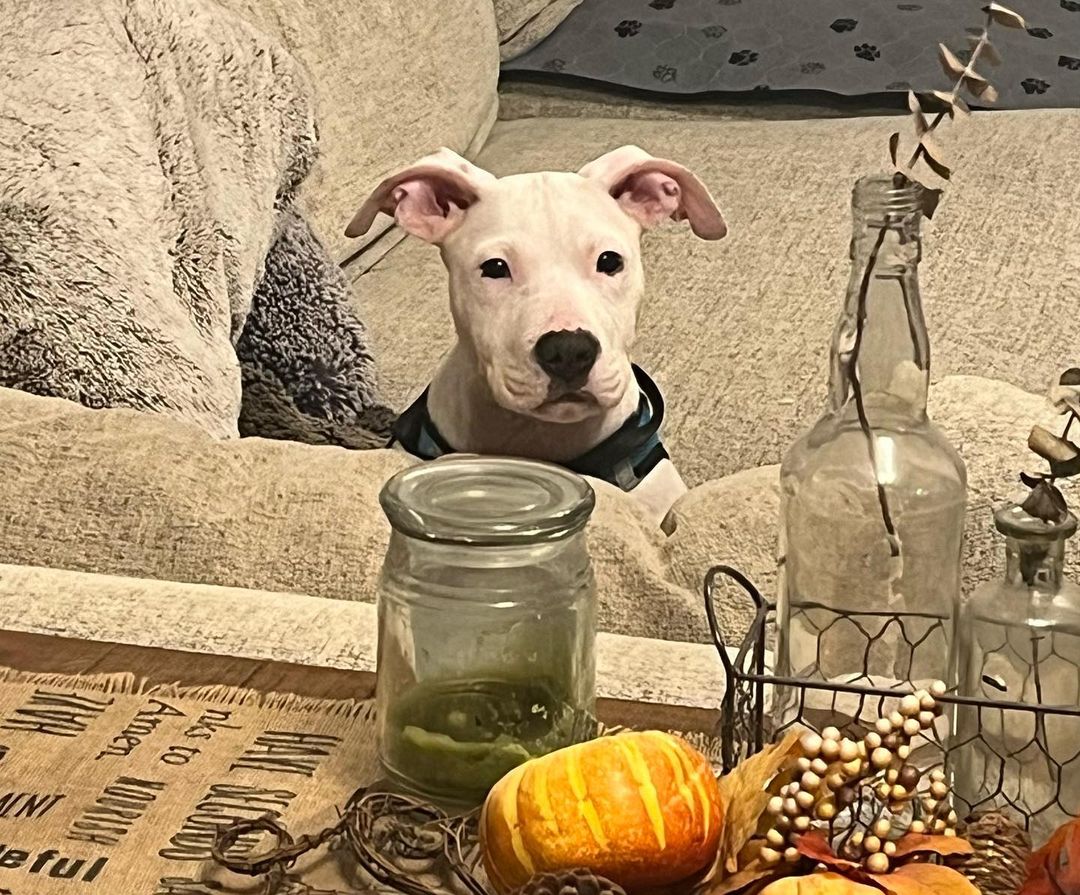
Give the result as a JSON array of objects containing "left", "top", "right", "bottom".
[{"left": 706, "top": 565, "right": 1080, "bottom": 845}]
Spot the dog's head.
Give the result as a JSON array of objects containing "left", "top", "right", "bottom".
[{"left": 347, "top": 146, "right": 726, "bottom": 424}]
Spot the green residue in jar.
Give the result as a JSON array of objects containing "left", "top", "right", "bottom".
[{"left": 383, "top": 677, "right": 589, "bottom": 805}]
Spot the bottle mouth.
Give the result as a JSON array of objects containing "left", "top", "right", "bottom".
[
  {"left": 852, "top": 174, "right": 924, "bottom": 217},
  {"left": 994, "top": 502, "right": 1078, "bottom": 543}
]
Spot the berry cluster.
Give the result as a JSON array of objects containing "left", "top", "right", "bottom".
[{"left": 762, "top": 681, "right": 955, "bottom": 874}]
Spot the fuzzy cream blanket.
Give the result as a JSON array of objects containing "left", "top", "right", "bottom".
[{"left": 0, "top": 0, "right": 392, "bottom": 446}]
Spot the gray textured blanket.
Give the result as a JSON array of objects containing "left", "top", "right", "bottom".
[{"left": 0, "top": 0, "right": 392, "bottom": 446}]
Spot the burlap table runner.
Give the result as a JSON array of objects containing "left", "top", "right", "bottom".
[{"left": 0, "top": 666, "right": 384, "bottom": 894}]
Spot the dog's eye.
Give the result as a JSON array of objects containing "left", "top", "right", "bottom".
[
  {"left": 596, "top": 251, "right": 624, "bottom": 276},
  {"left": 480, "top": 258, "right": 511, "bottom": 279}
]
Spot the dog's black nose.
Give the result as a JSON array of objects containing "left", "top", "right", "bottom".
[{"left": 534, "top": 329, "right": 600, "bottom": 388}]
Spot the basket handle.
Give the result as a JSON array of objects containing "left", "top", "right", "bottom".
[{"left": 704, "top": 564, "right": 766, "bottom": 678}]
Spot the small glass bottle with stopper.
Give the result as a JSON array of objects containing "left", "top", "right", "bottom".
[{"left": 955, "top": 498, "right": 1080, "bottom": 844}]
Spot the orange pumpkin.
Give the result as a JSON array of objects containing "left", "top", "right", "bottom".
[{"left": 480, "top": 731, "right": 723, "bottom": 894}]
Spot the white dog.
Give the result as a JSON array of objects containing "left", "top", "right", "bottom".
[{"left": 346, "top": 145, "right": 726, "bottom": 526}]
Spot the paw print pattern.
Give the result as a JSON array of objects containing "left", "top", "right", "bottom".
[
  {"left": 541, "top": 58, "right": 566, "bottom": 72},
  {"left": 854, "top": 43, "right": 880, "bottom": 61},
  {"left": 1062, "top": 0, "right": 1080, "bottom": 11},
  {"left": 800, "top": 62, "right": 825, "bottom": 74},
  {"left": 728, "top": 49, "right": 758, "bottom": 65},
  {"left": 1060, "top": 55, "right": 1080, "bottom": 70},
  {"left": 702, "top": 24, "right": 727, "bottom": 38},
  {"left": 1021, "top": 77, "right": 1050, "bottom": 94},
  {"left": 653, "top": 64, "right": 678, "bottom": 83},
  {"left": 614, "top": 20, "right": 641, "bottom": 37},
  {"left": 648, "top": 0, "right": 676, "bottom": 8},
  {"left": 830, "top": 18, "right": 857, "bottom": 32},
  {"left": 1028, "top": 26, "right": 1054, "bottom": 38}
]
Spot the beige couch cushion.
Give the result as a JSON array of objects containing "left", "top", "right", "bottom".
[
  {"left": 0, "top": 387, "right": 704, "bottom": 641},
  {"left": 494, "top": 0, "right": 583, "bottom": 61},
  {"left": 355, "top": 109, "right": 1080, "bottom": 488},
  {"left": 0, "top": 374, "right": 1065, "bottom": 648},
  {"left": 215, "top": 0, "right": 500, "bottom": 262}
]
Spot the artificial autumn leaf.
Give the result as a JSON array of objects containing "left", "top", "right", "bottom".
[
  {"left": 938, "top": 44, "right": 967, "bottom": 79},
  {"left": 879, "top": 862, "right": 980, "bottom": 895},
  {"left": 705, "top": 858, "right": 787, "bottom": 895},
  {"left": 889, "top": 833, "right": 974, "bottom": 860},
  {"left": 1021, "top": 817, "right": 1080, "bottom": 895},
  {"left": 981, "top": 83, "right": 1000, "bottom": 103},
  {"left": 758, "top": 872, "right": 883, "bottom": 895},
  {"left": 715, "top": 731, "right": 804, "bottom": 875},
  {"left": 794, "top": 832, "right": 867, "bottom": 876},
  {"left": 888, "top": 132, "right": 901, "bottom": 166},
  {"left": 907, "top": 92, "right": 928, "bottom": 135},
  {"left": 983, "top": 3, "right": 1026, "bottom": 29}
]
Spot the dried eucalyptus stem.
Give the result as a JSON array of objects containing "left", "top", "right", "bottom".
[
  {"left": 890, "top": 2, "right": 1026, "bottom": 189},
  {"left": 1022, "top": 368, "right": 1080, "bottom": 522},
  {"left": 849, "top": 2, "right": 1025, "bottom": 552},
  {"left": 847, "top": 224, "right": 901, "bottom": 557}
]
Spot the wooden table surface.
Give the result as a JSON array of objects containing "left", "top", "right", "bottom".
[{"left": 0, "top": 630, "right": 720, "bottom": 735}]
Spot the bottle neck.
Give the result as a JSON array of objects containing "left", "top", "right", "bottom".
[
  {"left": 829, "top": 180, "right": 929, "bottom": 421},
  {"left": 1005, "top": 537, "right": 1066, "bottom": 591}
]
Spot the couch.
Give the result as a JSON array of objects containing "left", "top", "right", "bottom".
[{"left": 2, "top": 0, "right": 1078, "bottom": 661}]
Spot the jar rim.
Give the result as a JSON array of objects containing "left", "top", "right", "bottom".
[{"left": 379, "top": 456, "right": 596, "bottom": 546}]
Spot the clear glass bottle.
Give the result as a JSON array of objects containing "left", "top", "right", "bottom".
[
  {"left": 955, "top": 503, "right": 1080, "bottom": 845},
  {"left": 776, "top": 175, "right": 967, "bottom": 730},
  {"left": 375, "top": 456, "right": 597, "bottom": 807}
]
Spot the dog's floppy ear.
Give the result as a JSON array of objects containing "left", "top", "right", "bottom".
[
  {"left": 346, "top": 148, "right": 496, "bottom": 244},
  {"left": 578, "top": 145, "right": 726, "bottom": 239}
]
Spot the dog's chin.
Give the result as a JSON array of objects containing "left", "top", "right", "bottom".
[{"left": 527, "top": 392, "right": 603, "bottom": 424}]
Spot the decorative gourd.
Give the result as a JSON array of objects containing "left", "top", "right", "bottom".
[
  {"left": 480, "top": 731, "right": 723, "bottom": 894},
  {"left": 1022, "top": 817, "right": 1080, "bottom": 895}
]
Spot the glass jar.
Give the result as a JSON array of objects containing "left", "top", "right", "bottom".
[
  {"left": 955, "top": 503, "right": 1080, "bottom": 845},
  {"left": 776, "top": 175, "right": 967, "bottom": 732},
  {"left": 375, "top": 456, "right": 597, "bottom": 806}
]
